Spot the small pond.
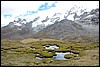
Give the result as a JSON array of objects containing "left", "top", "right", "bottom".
[
  {"left": 36, "top": 56, "right": 44, "bottom": 60},
  {"left": 43, "top": 45, "right": 59, "bottom": 50},
  {"left": 36, "top": 51, "right": 78, "bottom": 60},
  {"left": 52, "top": 52, "right": 74, "bottom": 60},
  {"left": 35, "top": 44, "right": 78, "bottom": 60}
]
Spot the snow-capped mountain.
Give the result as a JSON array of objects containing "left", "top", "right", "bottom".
[
  {"left": 1, "top": 8, "right": 99, "bottom": 42},
  {"left": 31, "top": 8, "right": 99, "bottom": 43},
  {"left": 1, "top": 10, "right": 69, "bottom": 32},
  {"left": 2, "top": 7, "right": 99, "bottom": 30}
]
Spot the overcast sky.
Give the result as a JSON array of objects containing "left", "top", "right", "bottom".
[{"left": 1, "top": 1, "right": 99, "bottom": 27}]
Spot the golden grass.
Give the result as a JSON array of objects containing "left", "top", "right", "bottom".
[{"left": 1, "top": 38, "right": 99, "bottom": 66}]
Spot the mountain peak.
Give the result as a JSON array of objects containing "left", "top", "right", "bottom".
[{"left": 1, "top": 8, "right": 99, "bottom": 43}]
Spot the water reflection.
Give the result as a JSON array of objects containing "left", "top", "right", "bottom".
[
  {"left": 52, "top": 52, "right": 73, "bottom": 60},
  {"left": 36, "top": 57, "right": 44, "bottom": 60},
  {"left": 36, "top": 44, "right": 78, "bottom": 60},
  {"left": 43, "top": 45, "right": 59, "bottom": 50},
  {"left": 36, "top": 51, "right": 78, "bottom": 60}
]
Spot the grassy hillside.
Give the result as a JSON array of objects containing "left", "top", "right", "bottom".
[{"left": 1, "top": 38, "right": 99, "bottom": 66}]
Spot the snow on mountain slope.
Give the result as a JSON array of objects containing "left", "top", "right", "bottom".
[
  {"left": 1, "top": 4, "right": 99, "bottom": 42},
  {"left": 33, "top": 8, "right": 99, "bottom": 43},
  {"left": 2, "top": 1, "right": 99, "bottom": 28}
]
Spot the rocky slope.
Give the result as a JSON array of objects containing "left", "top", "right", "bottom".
[
  {"left": 33, "top": 8, "right": 99, "bottom": 43},
  {"left": 1, "top": 8, "right": 99, "bottom": 43},
  {"left": 33, "top": 19, "right": 99, "bottom": 43}
]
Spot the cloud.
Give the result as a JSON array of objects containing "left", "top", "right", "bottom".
[
  {"left": 11, "top": 1, "right": 57, "bottom": 20},
  {"left": 1, "top": 1, "right": 99, "bottom": 27},
  {"left": 38, "top": 2, "right": 57, "bottom": 11},
  {"left": 1, "top": 1, "right": 58, "bottom": 27},
  {"left": 15, "top": 2, "right": 57, "bottom": 18},
  {"left": 3, "top": 14, "right": 12, "bottom": 18},
  {"left": 1, "top": 14, "right": 14, "bottom": 27},
  {"left": 22, "top": 11, "right": 38, "bottom": 16}
]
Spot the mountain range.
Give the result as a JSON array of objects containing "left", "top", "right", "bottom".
[{"left": 1, "top": 8, "right": 99, "bottom": 43}]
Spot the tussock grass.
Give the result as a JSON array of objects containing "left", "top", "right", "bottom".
[{"left": 1, "top": 38, "right": 99, "bottom": 66}]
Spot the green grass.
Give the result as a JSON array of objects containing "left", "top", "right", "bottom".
[
  {"left": 38, "top": 51, "right": 55, "bottom": 58},
  {"left": 64, "top": 54, "right": 78, "bottom": 59},
  {"left": 1, "top": 38, "right": 99, "bottom": 66}
]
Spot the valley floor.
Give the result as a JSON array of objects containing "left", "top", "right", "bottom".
[{"left": 1, "top": 38, "right": 99, "bottom": 66}]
